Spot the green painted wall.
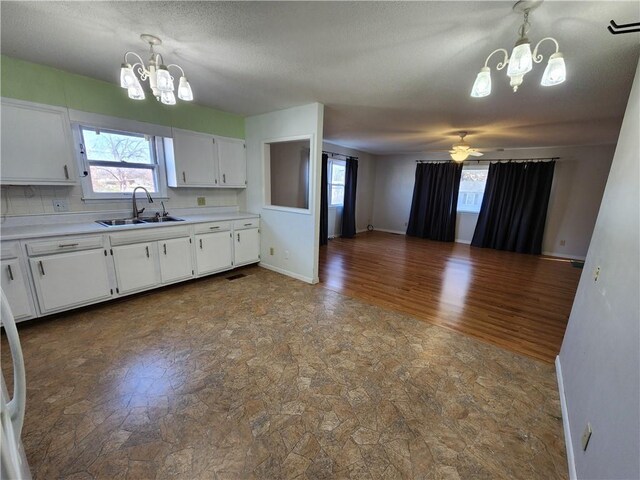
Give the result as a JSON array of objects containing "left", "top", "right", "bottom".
[{"left": 0, "top": 55, "right": 244, "bottom": 138}]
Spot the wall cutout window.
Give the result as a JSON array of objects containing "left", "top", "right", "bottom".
[
  {"left": 77, "top": 125, "right": 166, "bottom": 200},
  {"left": 328, "top": 159, "right": 346, "bottom": 207},
  {"left": 265, "top": 138, "right": 310, "bottom": 211},
  {"left": 457, "top": 164, "right": 488, "bottom": 213}
]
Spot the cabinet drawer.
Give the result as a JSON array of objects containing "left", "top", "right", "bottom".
[
  {"left": 109, "top": 226, "right": 191, "bottom": 246},
  {"left": 194, "top": 221, "right": 232, "bottom": 234},
  {"left": 26, "top": 236, "right": 104, "bottom": 256},
  {"left": 1, "top": 241, "right": 21, "bottom": 260},
  {"left": 233, "top": 218, "right": 259, "bottom": 230}
]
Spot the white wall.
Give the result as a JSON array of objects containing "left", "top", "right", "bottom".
[
  {"left": 322, "top": 142, "right": 377, "bottom": 236},
  {"left": 244, "top": 103, "right": 324, "bottom": 284},
  {"left": 372, "top": 145, "right": 614, "bottom": 259},
  {"left": 558, "top": 61, "right": 639, "bottom": 480}
]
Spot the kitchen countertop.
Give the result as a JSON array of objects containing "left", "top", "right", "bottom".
[{"left": 0, "top": 212, "right": 259, "bottom": 241}]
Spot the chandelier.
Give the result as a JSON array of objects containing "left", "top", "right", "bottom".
[
  {"left": 471, "top": 1, "right": 566, "bottom": 97},
  {"left": 119, "top": 34, "right": 193, "bottom": 105}
]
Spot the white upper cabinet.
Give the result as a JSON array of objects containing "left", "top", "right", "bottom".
[
  {"left": 165, "top": 128, "right": 245, "bottom": 189},
  {"left": 217, "top": 137, "right": 246, "bottom": 187},
  {"left": 1, "top": 98, "right": 76, "bottom": 185}
]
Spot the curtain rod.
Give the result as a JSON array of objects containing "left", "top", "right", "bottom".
[
  {"left": 323, "top": 150, "right": 358, "bottom": 160},
  {"left": 416, "top": 157, "right": 559, "bottom": 163}
]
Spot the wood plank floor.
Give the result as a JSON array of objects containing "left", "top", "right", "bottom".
[{"left": 318, "top": 231, "right": 582, "bottom": 363}]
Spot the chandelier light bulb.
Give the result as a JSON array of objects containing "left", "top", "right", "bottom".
[
  {"left": 161, "top": 91, "right": 176, "bottom": 105},
  {"left": 155, "top": 66, "right": 174, "bottom": 92},
  {"left": 471, "top": 67, "right": 492, "bottom": 97},
  {"left": 120, "top": 63, "right": 136, "bottom": 89},
  {"left": 178, "top": 77, "right": 194, "bottom": 101},
  {"left": 506, "top": 40, "right": 533, "bottom": 78},
  {"left": 541, "top": 52, "right": 566, "bottom": 86},
  {"left": 127, "top": 81, "right": 145, "bottom": 100}
]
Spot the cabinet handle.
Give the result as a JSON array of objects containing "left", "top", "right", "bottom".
[
  {"left": 7, "top": 265, "right": 14, "bottom": 281},
  {"left": 237, "top": 233, "right": 240, "bottom": 242},
  {"left": 58, "top": 243, "right": 79, "bottom": 248},
  {"left": 182, "top": 171, "right": 186, "bottom": 182},
  {"left": 163, "top": 243, "right": 167, "bottom": 255},
  {"left": 63, "top": 165, "right": 69, "bottom": 179},
  {"left": 244, "top": 223, "right": 252, "bottom": 227},
  {"left": 145, "top": 246, "right": 150, "bottom": 258},
  {"left": 38, "top": 261, "right": 45, "bottom": 276},
  {"left": 223, "top": 174, "right": 226, "bottom": 183},
  {"left": 199, "top": 239, "right": 203, "bottom": 249},
  {"left": 209, "top": 226, "right": 220, "bottom": 230}
]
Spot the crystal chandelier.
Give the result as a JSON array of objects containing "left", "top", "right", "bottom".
[
  {"left": 471, "top": 1, "right": 566, "bottom": 97},
  {"left": 119, "top": 34, "right": 193, "bottom": 105}
]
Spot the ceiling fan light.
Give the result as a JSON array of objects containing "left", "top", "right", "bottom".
[
  {"left": 120, "top": 63, "right": 136, "bottom": 89},
  {"left": 178, "top": 76, "right": 194, "bottom": 101},
  {"left": 506, "top": 39, "right": 533, "bottom": 78},
  {"left": 156, "top": 66, "right": 174, "bottom": 92},
  {"left": 471, "top": 67, "right": 492, "bottom": 97},
  {"left": 541, "top": 52, "right": 566, "bottom": 86},
  {"left": 450, "top": 150, "right": 469, "bottom": 162},
  {"left": 161, "top": 91, "right": 176, "bottom": 105}
]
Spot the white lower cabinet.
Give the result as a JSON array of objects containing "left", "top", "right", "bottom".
[
  {"left": 235, "top": 228, "right": 260, "bottom": 266},
  {"left": 196, "top": 231, "right": 233, "bottom": 275},
  {"left": 29, "top": 249, "right": 112, "bottom": 314},
  {"left": 159, "top": 237, "right": 194, "bottom": 283},
  {"left": 112, "top": 242, "right": 160, "bottom": 294},
  {"left": 1, "top": 258, "right": 36, "bottom": 321}
]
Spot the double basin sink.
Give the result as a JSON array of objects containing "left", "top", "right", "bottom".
[{"left": 96, "top": 216, "right": 184, "bottom": 227}]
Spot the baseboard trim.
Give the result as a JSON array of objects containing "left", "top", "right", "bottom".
[
  {"left": 375, "top": 228, "right": 406, "bottom": 235},
  {"left": 556, "top": 355, "right": 577, "bottom": 480},
  {"left": 258, "top": 263, "right": 315, "bottom": 284},
  {"left": 455, "top": 239, "right": 472, "bottom": 245},
  {"left": 543, "top": 251, "right": 586, "bottom": 261}
]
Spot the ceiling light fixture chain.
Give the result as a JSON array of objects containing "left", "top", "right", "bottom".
[
  {"left": 119, "top": 34, "right": 194, "bottom": 105},
  {"left": 470, "top": 1, "right": 566, "bottom": 98}
]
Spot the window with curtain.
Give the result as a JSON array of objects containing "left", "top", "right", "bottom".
[
  {"left": 328, "top": 159, "right": 346, "bottom": 206},
  {"left": 457, "top": 164, "right": 489, "bottom": 213}
]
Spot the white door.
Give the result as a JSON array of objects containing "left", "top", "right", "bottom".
[
  {"left": 171, "top": 129, "right": 217, "bottom": 186},
  {"left": 159, "top": 237, "right": 193, "bottom": 284},
  {"left": 0, "top": 260, "right": 35, "bottom": 321},
  {"left": 217, "top": 137, "right": 246, "bottom": 187},
  {"left": 112, "top": 242, "right": 159, "bottom": 294},
  {"left": 235, "top": 228, "right": 260, "bottom": 266},
  {"left": 1, "top": 100, "right": 75, "bottom": 185},
  {"left": 196, "top": 232, "right": 233, "bottom": 275},
  {"left": 29, "top": 249, "right": 112, "bottom": 314}
]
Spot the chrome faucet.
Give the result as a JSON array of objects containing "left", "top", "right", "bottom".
[{"left": 132, "top": 186, "right": 154, "bottom": 219}]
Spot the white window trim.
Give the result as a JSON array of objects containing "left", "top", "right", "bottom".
[
  {"left": 328, "top": 158, "right": 346, "bottom": 207},
  {"left": 457, "top": 163, "right": 488, "bottom": 214},
  {"left": 72, "top": 119, "right": 169, "bottom": 202}
]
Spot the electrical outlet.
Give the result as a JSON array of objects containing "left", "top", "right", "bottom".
[
  {"left": 197, "top": 197, "right": 206, "bottom": 206},
  {"left": 269, "top": 247, "right": 274, "bottom": 256},
  {"left": 52, "top": 199, "right": 69, "bottom": 212},
  {"left": 560, "top": 240, "right": 566, "bottom": 246},
  {"left": 581, "top": 423, "right": 592, "bottom": 451},
  {"left": 594, "top": 266, "right": 600, "bottom": 282}
]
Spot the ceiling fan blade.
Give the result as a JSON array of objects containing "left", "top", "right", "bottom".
[{"left": 468, "top": 151, "right": 484, "bottom": 157}]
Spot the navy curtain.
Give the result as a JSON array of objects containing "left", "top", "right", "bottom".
[
  {"left": 341, "top": 158, "right": 358, "bottom": 238},
  {"left": 319, "top": 153, "right": 329, "bottom": 246},
  {"left": 471, "top": 161, "right": 555, "bottom": 254},
  {"left": 406, "top": 162, "right": 463, "bottom": 242}
]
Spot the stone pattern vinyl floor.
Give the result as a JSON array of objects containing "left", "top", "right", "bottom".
[{"left": 1, "top": 266, "right": 567, "bottom": 479}]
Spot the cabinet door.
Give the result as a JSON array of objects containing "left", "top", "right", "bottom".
[
  {"left": 196, "top": 232, "right": 233, "bottom": 275},
  {"left": 235, "top": 228, "right": 260, "bottom": 266},
  {"left": 112, "top": 243, "right": 159, "bottom": 294},
  {"left": 217, "top": 137, "right": 246, "bottom": 187},
  {"left": 1, "top": 259, "right": 36, "bottom": 321},
  {"left": 29, "top": 249, "right": 112, "bottom": 314},
  {"left": 159, "top": 237, "right": 193, "bottom": 284},
  {"left": 1, "top": 100, "right": 75, "bottom": 185},
  {"left": 170, "top": 129, "right": 217, "bottom": 187}
]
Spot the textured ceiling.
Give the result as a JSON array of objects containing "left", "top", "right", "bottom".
[{"left": 1, "top": 1, "right": 639, "bottom": 154}]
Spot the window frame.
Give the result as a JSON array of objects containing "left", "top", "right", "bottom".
[
  {"left": 328, "top": 158, "right": 346, "bottom": 207},
  {"left": 72, "top": 122, "right": 168, "bottom": 201},
  {"left": 457, "top": 164, "right": 489, "bottom": 214}
]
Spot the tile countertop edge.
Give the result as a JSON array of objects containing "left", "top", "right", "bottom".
[{"left": 0, "top": 212, "right": 260, "bottom": 242}]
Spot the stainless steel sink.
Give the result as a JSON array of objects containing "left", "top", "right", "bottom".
[
  {"left": 139, "top": 216, "right": 184, "bottom": 223},
  {"left": 96, "top": 218, "right": 146, "bottom": 227}
]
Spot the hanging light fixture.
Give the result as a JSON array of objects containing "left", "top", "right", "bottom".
[
  {"left": 470, "top": 1, "right": 566, "bottom": 97},
  {"left": 119, "top": 34, "right": 194, "bottom": 105}
]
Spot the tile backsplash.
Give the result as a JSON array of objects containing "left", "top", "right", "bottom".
[{"left": 1, "top": 184, "right": 243, "bottom": 218}]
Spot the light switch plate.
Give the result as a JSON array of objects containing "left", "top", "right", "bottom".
[
  {"left": 581, "top": 422, "right": 592, "bottom": 451},
  {"left": 197, "top": 197, "right": 206, "bottom": 206}
]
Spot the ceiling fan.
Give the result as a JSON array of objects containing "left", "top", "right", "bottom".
[{"left": 449, "top": 132, "right": 484, "bottom": 162}]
